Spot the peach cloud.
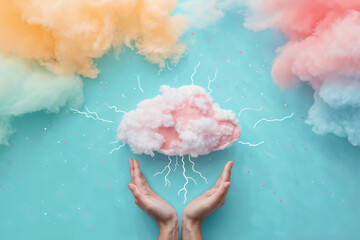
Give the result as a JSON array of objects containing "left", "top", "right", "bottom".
[
  {"left": 244, "top": 0, "right": 360, "bottom": 146},
  {"left": 117, "top": 85, "right": 241, "bottom": 157},
  {"left": 0, "top": 0, "right": 189, "bottom": 78}
]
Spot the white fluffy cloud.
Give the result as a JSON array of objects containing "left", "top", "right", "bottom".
[{"left": 117, "top": 85, "right": 241, "bottom": 157}]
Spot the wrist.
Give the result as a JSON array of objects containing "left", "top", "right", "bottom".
[
  {"left": 181, "top": 215, "right": 202, "bottom": 240},
  {"left": 158, "top": 214, "right": 179, "bottom": 240}
]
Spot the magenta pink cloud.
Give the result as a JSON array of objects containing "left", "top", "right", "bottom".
[
  {"left": 245, "top": 0, "right": 360, "bottom": 146},
  {"left": 117, "top": 85, "right": 241, "bottom": 157}
]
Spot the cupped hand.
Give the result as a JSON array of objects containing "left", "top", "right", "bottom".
[
  {"left": 128, "top": 159, "right": 178, "bottom": 239},
  {"left": 183, "top": 161, "right": 233, "bottom": 226}
]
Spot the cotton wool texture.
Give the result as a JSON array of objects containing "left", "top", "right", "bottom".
[
  {"left": 0, "top": 54, "right": 83, "bottom": 145},
  {"left": 0, "top": 0, "right": 189, "bottom": 78},
  {"left": 244, "top": 0, "right": 360, "bottom": 146},
  {"left": 117, "top": 85, "right": 241, "bottom": 157}
]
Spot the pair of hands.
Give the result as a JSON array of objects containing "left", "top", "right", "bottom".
[{"left": 128, "top": 159, "right": 233, "bottom": 240}]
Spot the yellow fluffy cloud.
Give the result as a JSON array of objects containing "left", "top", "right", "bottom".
[{"left": 0, "top": 0, "right": 189, "bottom": 78}]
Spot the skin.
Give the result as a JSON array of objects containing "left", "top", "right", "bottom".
[
  {"left": 182, "top": 161, "right": 233, "bottom": 240},
  {"left": 128, "top": 159, "right": 233, "bottom": 240},
  {"left": 128, "top": 159, "right": 179, "bottom": 240}
]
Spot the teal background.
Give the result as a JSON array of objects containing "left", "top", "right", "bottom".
[{"left": 1, "top": 10, "right": 360, "bottom": 240}]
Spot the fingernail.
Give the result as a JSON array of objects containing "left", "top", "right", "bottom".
[
  {"left": 223, "top": 182, "right": 230, "bottom": 188},
  {"left": 229, "top": 161, "right": 233, "bottom": 167},
  {"left": 128, "top": 184, "right": 135, "bottom": 191}
]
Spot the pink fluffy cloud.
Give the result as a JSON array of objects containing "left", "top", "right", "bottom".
[
  {"left": 245, "top": 0, "right": 360, "bottom": 146},
  {"left": 117, "top": 85, "right": 241, "bottom": 157}
]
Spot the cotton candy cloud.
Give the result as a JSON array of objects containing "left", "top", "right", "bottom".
[
  {"left": 0, "top": 54, "right": 83, "bottom": 145},
  {"left": 0, "top": 0, "right": 189, "bottom": 78},
  {"left": 117, "top": 85, "right": 240, "bottom": 157},
  {"left": 244, "top": 0, "right": 360, "bottom": 146}
]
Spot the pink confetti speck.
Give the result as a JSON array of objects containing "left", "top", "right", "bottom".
[
  {"left": 208, "top": 40, "right": 211, "bottom": 42},
  {"left": 88, "top": 225, "right": 91, "bottom": 227},
  {"left": 227, "top": 59, "right": 230, "bottom": 62},
  {"left": 222, "top": 57, "right": 225, "bottom": 60},
  {"left": 236, "top": 86, "right": 238, "bottom": 89},
  {"left": 191, "top": 32, "right": 194, "bottom": 35},
  {"left": 130, "top": 56, "right": 132, "bottom": 58},
  {"left": 217, "top": 85, "right": 219, "bottom": 88},
  {"left": 239, "top": 51, "right": 242, "bottom": 54},
  {"left": 83, "top": 213, "right": 85, "bottom": 215},
  {"left": 108, "top": 184, "right": 111, "bottom": 187},
  {"left": 46, "top": 164, "right": 48, "bottom": 167},
  {"left": 38, "top": 170, "right": 40, "bottom": 172},
  {"left": 249, "top": 154, "right": 251, "bottom": 156},
  {"left": 296, "top": 182, "right": 298, "bottom": 185},
  {"left": 101, "top": 159, "right": 103, "bottom": 162},
  {"left": 280, "top": 199, "right": 282, "bottom": 202},
  {"left": 20, "top": 178, "right": 23, "bottom": 180},
  {"left": 112, "top": 165, "right": 114, "bottom": 168},
  {"left": 204, "top": 39, "right": 206, "bottom": 41},
  {"left": 261, "top": 183, "right": 264, "bottom": 186},
  {"left": 300, "top": 116, "right": 303, "bottom": 119},
  {"left": 2, "top": 188, "right": 4, "bottom": 190},
  {"left": 51, "top": 211, "right": 53, "bottom": 213},
  {"left": 343, "top": 203, "right": 345, "bottom": 206},
  {"left": 246, "top": 170, "right": 250, "bottom": 173},
  {"left": 63, "top": 141, "right": 67, "bottom": 144},
  {"left": 273, "top": 191, "right": 275, "bottom": 193},
  {"left": 329, "top": 191, "right": 331, "bottom": 194},
  {"left": 100, "top": 87, "right": 103, "bottom": 90}
]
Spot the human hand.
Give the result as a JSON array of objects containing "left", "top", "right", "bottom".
[
  {"left": 182, "top": 161, "right": 233, "bottom": 239},
  {"left": 128, "top": 159, "right": 179, "bottom": 240}
]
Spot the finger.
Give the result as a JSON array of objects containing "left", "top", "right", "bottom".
[
  {"left": 222, "top": 161, "right": 233, "bottom": 182},
  {"left": 140, "top": 173, "right": 151, "bottom": 189},
  {"left": 133, "top": 159, "right": 146, "bottom": 190},
  {"left": 211, "top": 182, "right": 231, "bottom": 203},
  {"left": 128, "top": 183, "right": 145, "bottom": 202},
  {"left": 133, "top": 159, "right": 142, "bottom": 178},
  {"left": 129, "top": 159, "right": 135, "bottom": 183},
  {"left": 214, "top": 161, "right": 233, "bottom": 188}
]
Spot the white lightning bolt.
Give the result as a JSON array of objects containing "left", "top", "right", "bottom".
[
  {"left": 238, "top": 106, "right": 263, "bottom": 117},
  {"left": 208, "top": 68, "right": 218, "bottom": 94},
  {"left": 188, "top": 155, "right": 208, "bottom": 184},
  {"left": 106, "top": 103, "right": 126, "bottom": 114},
  {"left": 153, "top": 156, "right": 172, "bottom": 187},
  {"left": 173, "top": 155, "right": 179, "bottom": 172},
  {"left": 238, "top": 141, "right": 264, "bottom": 147},
  {"left": 178, "top": 155, "right": 197, "bottom": 204},
  {"left": 254, "top": 113, "right": 294, "bottom": 128},
  {"left": 225, "top": 96, "right": 233, "bottom": 103},
  {"left": 70, "top": 106, "right": 113, "bottom": 123},
  {"left": 108, "top": 143, "right": 126, "bottom": 155},
  {"left": 191, "top": 61, "right": 201, "bottom": 85},
  {"left": 135, "top": 74, "right": 144, "bottom": 93}
]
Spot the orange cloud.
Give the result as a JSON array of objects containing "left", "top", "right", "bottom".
[{"left": 0, "top": 0, "right": 189, "bottom": 78}]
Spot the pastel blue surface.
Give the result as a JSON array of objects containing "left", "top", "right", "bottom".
[{"left": 1, "top": 11, "right": 360, "bottom": 240}]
